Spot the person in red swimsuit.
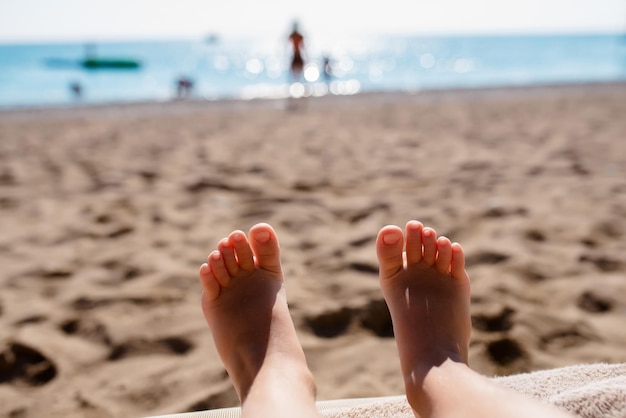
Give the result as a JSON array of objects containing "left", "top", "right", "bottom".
[{"left": 288, "top": 21, "right": 305, "bottom": 81}]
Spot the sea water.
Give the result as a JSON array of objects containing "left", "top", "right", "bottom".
[{"left": 0, "top": 33, "right": 625, "bottom": 108}]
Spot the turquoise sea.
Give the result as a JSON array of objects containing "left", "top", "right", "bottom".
[{"left": 1, "top": 33, "right": 625, "bottom": 108}]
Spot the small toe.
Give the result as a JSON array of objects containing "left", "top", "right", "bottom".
[
  {"left": 405, "top": 221, "right": 424, "bottom": 265},
  {"left": 199, "top": 263, "right": 220, "bottom": 301},
  {"left": 422, "top": 227, "right": 438, "bottom": 265},
  {"left": 248, "top": 223, "right": 282, "bottom": 274},
  {"left": 229, "top": 230, "right": 255, "bottom": 272},
  {"left": 208, "top": 250, "right": 231, "bottom": 288},
  {"left": 376, "top": 225, "right": 405, "bottom": 279},
  {"left": 435, "top": 236, "right": 452, "bottom": 274},
  {"left": 218, "top": 238, "right": 239, "bottom": 276}
]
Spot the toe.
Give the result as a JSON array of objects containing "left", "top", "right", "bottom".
[
  {"left": 199, "top": 263, "right": 220, "bottom": 301},
  {"left": 450, "top": 242, "right": 467, "bottom": 280},
  {"left": 208, "top": 250, "right": 231, "bottom": 287},
  {"left": 435, "top": 236, "right": 452, "bottom": 274},
  {"left": 422, "top": 227, "right": 438, "bottom": 265},
  {"left": 218, "top": 238, "right": 239, "bottom": 276},
  {"left": 376, "top": 225, "right": 405, "bottom": 279},
  {"left": 229, "top": 230, "right": 255, "bottom": 271},
  {"left": 405, "top": 221, "right": 423, "bottom": 266},
  {"left": 248, "top": 223, "right": 282, "bottom": 274}
]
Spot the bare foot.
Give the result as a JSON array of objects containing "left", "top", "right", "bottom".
[
  {"left": 376, "top": 221, "right": 471, "bottom": 414},
  {"left": 199, "top": 223, "right": 319, "bottom": 417}
]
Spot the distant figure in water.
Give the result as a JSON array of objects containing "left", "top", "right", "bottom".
[
  {"left": 69, "top": 81, "right": 82, "bottom": 99},
  {"left": 176, "top": 76, "right": 194, "bottom": 99},
  {"left": 322, "top": 55, "right": 333, "bottom": 83},
  {"left": 288, "top": 21, "right": 306, "bottom": 81}
]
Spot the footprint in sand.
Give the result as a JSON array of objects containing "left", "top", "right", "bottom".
[
  {"left": 304, "top": 308, "right": 353, "bottom": 338},
  {"left": 358, "top": 299, "right": 393, "bottom": 338},
  {"left": 540, "top": 325, "right": 597, "bottom": 351},
  {"left": 524, "top": 229, "right": 547, "bottom": 242},
  {"left": 472, "top": 306, "right": 515, "bottom": 332},
  {"left": 14, "top": 315, "right": 47, "bottom": 326},
  {"left": 70, "top": 292, "right": 181, "bottom": 311},
  {"left": 348, "top": 261, "right": 378, "bottom": 274},
  {"left": 348, "top": 235, "right": 376, "bottom": 248},
  {"left": 482, "top": 206, "right": 528, "bottom": 218},
  {"left": 578, "top": 254, "right": 622, "bottom": 272},
  {"left": 0, "top": 342, "right": 57, "bottom": 387},
  {"left": 107, "top": 336, "right": 194, "bottom": 361},
  {"left": 100, "top": 260, "right": 143, "bottom": 283},
  {"left": 304, "top": 299, "right": 393, "bottom": 338},
  {"left": 577, "top": 290, "right": 613, "bottom": 313},
  {"left": 39, "top": 268, "right": 73, "bottom": 279},
  {"left": 334, "top": 202, "right": 390, "bottom": 224},
  {"left": 486, "top": 338, "right": 526, "bottom": 366},
  {"left": 59, "top": 318, "right": 112, "bottom": 346},
  {"left": 465, "top": 250, "right": 510, "bottom": 267}
]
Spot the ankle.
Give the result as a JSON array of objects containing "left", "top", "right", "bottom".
[
  {"left": 244, "top": 359, "right": 317, "bottom": 406},
  {"left": 404, "top": 358, "right": 469, "bottom": 414},
  {"left": 268, "top": 356, "right": 317, "bottom": 395}
]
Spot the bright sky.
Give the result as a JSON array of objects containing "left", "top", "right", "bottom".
[{"left": 0, "top": 0, "right": 625, "bottom": 43}]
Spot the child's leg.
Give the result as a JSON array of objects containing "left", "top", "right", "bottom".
[
  {"left": 199, "top": 223, "right": 321, "bottom": 418},
  {"left": 377, "top": 221, "right": 572, "bottom": 418}
]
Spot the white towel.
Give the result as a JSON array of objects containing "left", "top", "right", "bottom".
[
  {"left": 146, "top": 363, "right": 626, "bottom": 418},
  {"left": 325, "top": 363, "right": 626, "bottom": 418}
]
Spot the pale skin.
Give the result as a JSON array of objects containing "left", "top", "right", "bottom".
[
  {"left": 199, "top": 223, "right": 320, "bottom": 418},
  {"left": 199, "top": 221, "right": 573, "bottom": 418},
  {"left": 376, "top": 221, "right": 572, "bottom": 418}
]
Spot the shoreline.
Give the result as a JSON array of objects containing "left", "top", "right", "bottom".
[{"left": 1, "top": 79, "right": 625, "bottom": 121}]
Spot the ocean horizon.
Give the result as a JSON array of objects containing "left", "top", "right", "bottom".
[{"left": 1, "top": 32, "right": 625, "bottom": 109}]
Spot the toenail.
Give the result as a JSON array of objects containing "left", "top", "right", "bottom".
[
  {"left": 255, "top": 231, "right": 271, "bottom": 242},
  {"left": 210, "top": 252, "right": 221, "bottom": 260},
  {"left": 383, "top": 233, "right": 401, "bottom": 245},
  {"left": 232, "top": 233, "right": 244, "bottom": 241}
]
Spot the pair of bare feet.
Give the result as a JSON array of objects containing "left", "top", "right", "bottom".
[{"left": 199, "top": 222, "right": 571, "bottom": 418}]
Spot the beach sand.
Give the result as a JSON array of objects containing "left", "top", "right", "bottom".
[{"left": 0, "top": 83, "right": 625, "bottom": 418}]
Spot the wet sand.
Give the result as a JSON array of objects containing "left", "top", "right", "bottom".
[{"left": 1, "top": 83, "right": 625, "bottom": 418}]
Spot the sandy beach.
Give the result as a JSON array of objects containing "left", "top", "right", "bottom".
[{"left": 1, "top": 83, "right": 625, "bottom": 418}]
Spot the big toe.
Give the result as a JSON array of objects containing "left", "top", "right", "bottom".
[
  {"left": 248, "top": 223, "right": 282, "bottom": 274},
  {"left": 376, "top": 225, "right": 405, "bottom": 280}
]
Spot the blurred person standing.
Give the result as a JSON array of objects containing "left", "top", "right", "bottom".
[{"left": 288, "top": 21, "right": 306, "bottom": 81}]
